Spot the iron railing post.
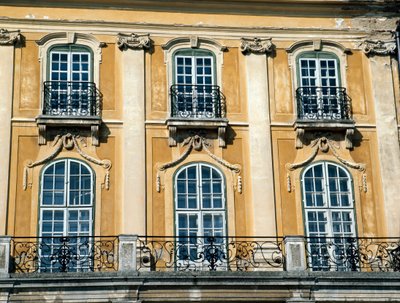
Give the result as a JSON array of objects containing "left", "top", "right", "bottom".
[
  {"left": 284, "top": 236, "right": 307, "bottom": 271},
  {"left": 118, "top": 234, "right": 138, "bottom": 272}
]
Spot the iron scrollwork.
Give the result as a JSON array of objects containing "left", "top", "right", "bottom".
[
  {"left": 11, "top": 236, "right": 118, "bottom": 273},
  {"left": 137, "top": 236, "right": 284, "bottom": 271},
  {"left": 306, "top": 237, "right": 400, "bottom": 272}
]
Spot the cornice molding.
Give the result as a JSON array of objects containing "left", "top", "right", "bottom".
[
  {"left": 0, "top": 28, "right": 21, "bottom": 46},
  {"left": 0, "top": 0, "right": 397, "bottom": 17},
  {"left": 359, "top": 39, "right": 396, "bottom": 56},
  {"left": 117, "top": 33, "right": 151, "bottom": 50},
  {"left": 240, "top": 37, "right": 274, "bottom": 54}
]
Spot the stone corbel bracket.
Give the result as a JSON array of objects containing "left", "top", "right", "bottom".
[
  {"left": 23, "top": 133, "right": 112, "bottom": 190},
  {"left": 156, "top": 135, "right": 242, "bottom": 193},
  {"left": 240, "top": 37, "right": 274, "bottom": 54},
  {"left": 285, "top": 136, "right": 367, "bottom": 193},
  {"left": 117, "top": 33, "right": 151, "bottom": 50},
  {"left": 359, "top": 39, "right": 396, "bottom": 56},
  {"left": 0, "top": 28, "right": 22, "bottom": 46},
  {"left": 295, "top": 127, "right": 354, "bottom": 150}
]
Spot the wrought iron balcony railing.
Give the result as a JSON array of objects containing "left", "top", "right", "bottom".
[
  {"left": 11, "top": 236, "right": 118, "bottom": 273},
  {"left": 296, "top": 86, "right": 351, "bottom": 121},
  {"left": 306, "top": 237, "right": 400, "bottom": 272},
  {"left": 42, "top": 81, "right": 102, "bottom": 117},
  {"left": 170, "top": 84, "right": 225, "bottom": 119},
  {"left": 137, "top": 236, "right": 284, "bottom": 271}
]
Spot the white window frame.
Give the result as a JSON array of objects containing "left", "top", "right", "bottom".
[
  {"left": 39, "top": 158, "right": 94, "bottom": 272},
  {"left": 174, "top": 163, "right": 227, "bottom": 269},
  {"left": 162, "top": 36, "right": 226, "bottom": 117},
  {"left": 302, "top": 162, "right": 357, "bottom": 271}
]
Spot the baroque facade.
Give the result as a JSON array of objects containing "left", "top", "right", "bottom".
[{"left": 0, "top": 0, "right": 399, "bottom": 302}]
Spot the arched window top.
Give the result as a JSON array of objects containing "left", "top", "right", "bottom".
[
  {"left": 41, "top": 158, "right": 94, "bottom": 207},
  {"left": 49, "top": 44, "right": 93, "bottom": 54},
  {"left": 173, "top": 48, "right": 215, "bottom": 58},
  {"left": 297, "top": 51, "right": 340, "bottom": 61}
]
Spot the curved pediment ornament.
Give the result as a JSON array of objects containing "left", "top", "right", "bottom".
[
  {"left": 23, "top": 133, "right": 112, "bottom": 191},
  {"left": 156, "top": 135, "right": 242, "bottom": 193},
  {"left": 117, "top": 33, "right": 151, "bottom": 50},
  {"left": 240, "top": 37, "right": 273, "bottom": 54},
  {"left": 359, "top": 39, "right": 396, "bottom": 56},
  {"left": 285, "top": 136, "right": 367, "bottom": 193},
  {"left": 0, "top": 29, "right": 21, "bottom": 46}
]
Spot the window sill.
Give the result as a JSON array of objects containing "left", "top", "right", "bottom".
[
  {"left": 36, "top": 115, "right": 102, "bottom": 146},
  {"left": 166, "top": 117, "right": 228, "bottom": 147}
]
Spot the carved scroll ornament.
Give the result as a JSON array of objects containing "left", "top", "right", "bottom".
[
  {"left": 156, "top": 135, "right": 242, "bottom": 193},
  {"left": 240, "top": 37, "right": 273, "bottom": 54},
  {"left": 23, "top": 133, "right": 112, "bottom": 190},
  {"left": 0, "top": 28, "right": 21, "bottom": 46},
  {"left": 117, "top": 33, "right": 151, "bottom": 50},
  {"left": 360, "top": 39, "right": 396, "bottom": 56},
  {"left": 285, "top": 136, "right": 367, "bottom": 193}
]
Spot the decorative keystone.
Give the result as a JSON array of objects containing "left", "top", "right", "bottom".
[
  {"left": 359, "top": 39, "right": 396, "bottom": 56},
  {"left": 0, "top": 29, "right": 21, "bottom": 46},
  {"left": 284, "top": 236, "right": 307, "bottom": 271},
  {"left": 117, "top": 33, "right": 151, "bottom": 50},
  {"left": 240, "top": 37, "right": 273, "bottom": 54},
  {"left": 118, "top": 234, "right": 138, "bottom": 272}
]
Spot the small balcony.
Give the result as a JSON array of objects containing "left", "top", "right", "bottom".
[
  {"left": 294, "top": 86, "right": 355, "bottom": 149},
  {"left": 41, "top": 81, "right": 101, "bottom": 117},
  {"left": 36, "top": 81, "right": 102, "bottom": 146},
  {"left": 167, "top": 84, "right": 228, "bottom": 147},
  {"left": 296, "top": 86, "right": 352, "bottom": 123}
]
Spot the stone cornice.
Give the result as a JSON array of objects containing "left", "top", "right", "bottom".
[
  {"left": 240, "top": 37, "right": 274, "bottom": 54},
  {"left": 0, "top": 0, "right": 398, "bottom": 17},
  {"left": 117, "top": 33, "right": 151, "bottom": 50},
  {"left": 359, "top": 39, "right": 397, "bottom": 56},
  {"left": 0, "top": 28, "right": 21, "bottom": 46}
]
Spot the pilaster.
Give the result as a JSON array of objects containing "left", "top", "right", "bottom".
[
  {"left": 118, "top": 33, "right": 150, "bottom": 235},
  {"left": 0, "top": 29, "right": 20, "bottom": 235},
  {"left": 241, "top": 37, "right": 277, "bottom": 236},
  {"left": 362, "top": 39, "right": 400, "bottom": 236}
]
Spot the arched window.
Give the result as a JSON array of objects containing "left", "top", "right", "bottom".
[
  {"left": 171, "top": 49, "right": 220, "bottom": 119},
  {"left": 175, "top": 163, "right": 226, "bottom": 268},
  {"left": 296, "top": 52, "right": 346, "bottom": 121},
  {"left": 39, "top": 159, "right": 94, "bottom": 272},
  {"left": 46, "top": 45, "right": 94, "bottom": 116},
  {"left": 302, "top": 162, "right": 356, "bottom": 271}
]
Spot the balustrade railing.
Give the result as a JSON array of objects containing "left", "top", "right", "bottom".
[
  {"left": 170, "top": 84, "right": 225, "bottom": 119},
  {"left": 305, "top": 237, "right": 400, "bottom": 272},
  {"left": 10, "top": 236, "right": 118, "bottom": 273},
  {"left": 6, "top": 236, "right": 400, "bottom": 274},
  {"left": 42, "top": 81, "right": 102, "bottom": 117},
  {"left": 296, "top": 86, "right": 351, "bottom": 121},
  {"left": 137, "top": 236, "right": 284, "bottom": 271}
]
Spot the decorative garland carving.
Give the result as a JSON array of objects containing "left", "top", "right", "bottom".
[
  {"left": 156, "top": 135, "right": 242, "bottom": 193},
  {"left": 0, "top": 28, "right": 21, "bottom": 46},
  {"left": 23, "top": 133, "right": 112, "bottom": 191},
  {"left": 117, "top": 33, "right": 151, "bottom": 50},
  {"left": 359, "top": 39, "right": 396, "bottom": 56},
  {"left": 240, "top": 37, "right": 273, "bottom": 54},
  {"left": 285, "top": 137, "right": 367, "bottom": 193}
]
